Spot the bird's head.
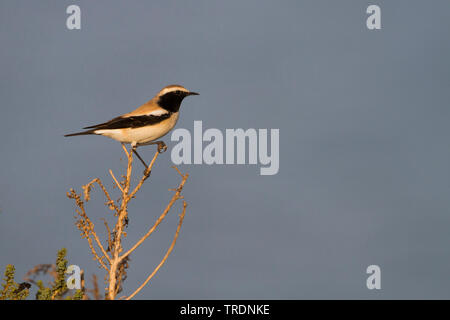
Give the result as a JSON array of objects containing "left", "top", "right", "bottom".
[{"left": 156, "top": 84, "right": 199, "bottom": 112}]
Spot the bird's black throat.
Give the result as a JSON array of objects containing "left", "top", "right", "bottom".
[{"left": 158, "top": 92, "right": 186, "bottom": 112}]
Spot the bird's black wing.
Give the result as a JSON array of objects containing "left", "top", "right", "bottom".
[{"left": 83, "top": 113, "right": 171, "bottom": 130}]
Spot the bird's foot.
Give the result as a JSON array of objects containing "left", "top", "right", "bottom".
[
  {"left": 157, "top": 141, "right": 167, "bottom": 153},
  {"left": 143, "top": 168, "right": 152, "bottom": 179}
]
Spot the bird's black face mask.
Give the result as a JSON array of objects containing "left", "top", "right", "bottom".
[{"left": 158, "top": 91, "right": 197, "bottom": 112}]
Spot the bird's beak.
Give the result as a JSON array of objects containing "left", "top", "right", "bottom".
[{"left": 187, "top": 91, "right": 199, "bottom": 96}]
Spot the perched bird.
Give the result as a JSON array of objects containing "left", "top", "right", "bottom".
[{"left": 65, "top": 84, "right": 199, "bottom": 168}]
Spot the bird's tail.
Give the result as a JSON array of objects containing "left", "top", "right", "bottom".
[{"left": 64, "top": 130, "right": 96, "bottom": 137}]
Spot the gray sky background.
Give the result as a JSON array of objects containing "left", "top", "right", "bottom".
[{"left": 1, "top": 0, "right": 450, "bottom": 299}]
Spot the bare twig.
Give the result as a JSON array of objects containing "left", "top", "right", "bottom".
[
  {"left": 125, "top": 201, "right": 187, "bottom": 300},
  {"left": 83, "top": 178, "right": 119, "bottom": 214},
  {"left": 91, "top": 274, "right": 101, "bottom": 300},
  {"left": 101, "top": 218, "right": 113, "bottom": 252},
  {"left": 120, "top": 168, "right": 189, "bottom": 261},
  {"left": 84, "top": 274, "right": 102, "bottom": 300},
  {"left": 68, "top": 191, "right": 110, "bottom": 270},
  {"left": 109, "top": 169, "right": 125, "bottom": 194},
  {"left": 24, "top": 264, "right": 57, "bottom": 286}
]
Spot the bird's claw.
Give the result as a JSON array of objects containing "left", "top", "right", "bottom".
[
  {"left": 143, "top": 168, "right": 152, "bottom": 178},
  {"left": 157, "top": 142, "right": 167, "bottom": 153}
]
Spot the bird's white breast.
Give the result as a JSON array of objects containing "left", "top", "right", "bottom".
[{"left": 95, "top": 112, "right": 179, "bottom": 145}]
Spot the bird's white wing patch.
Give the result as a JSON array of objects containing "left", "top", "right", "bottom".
[{"left": 147, "top": 108, "right": 170, "bottom": 116}]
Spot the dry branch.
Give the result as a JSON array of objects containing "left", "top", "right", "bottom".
[{"left": 67, "top": 145, "right": 189, "bottom": 300}]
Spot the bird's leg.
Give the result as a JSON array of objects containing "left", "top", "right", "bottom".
[
  {"left": 137, "top": 140, "right": 167, "bottom": 153},
  {"left": 131, "top": 146, "right": 149, "bottom": 171}
]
